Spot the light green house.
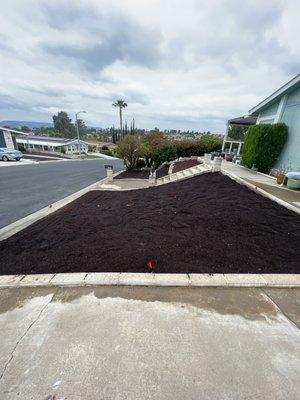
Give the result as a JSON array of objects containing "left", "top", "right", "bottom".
[{"left": 248, "top": 74, "right": 300, "bottom": 171}]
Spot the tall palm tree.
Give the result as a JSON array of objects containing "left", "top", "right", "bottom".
[{"left": 112, "top": 99, "right": 128, "bottom": 137}]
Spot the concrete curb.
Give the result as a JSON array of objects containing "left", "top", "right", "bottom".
[
  {"left": 0, "top": 273, "right": 299, "bottom": 289},
  {"left": 0, "top": 172, "right": 125, "bottom": 241},
  {"left": 221, "top": 169, "right": 300, "bottom": 215}
]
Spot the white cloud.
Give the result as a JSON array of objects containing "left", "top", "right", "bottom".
[{"left": 0, "top": 0, "right": 299, "bottom": 132}]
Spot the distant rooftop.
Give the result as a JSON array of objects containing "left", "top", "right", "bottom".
[{"left": 18, "top": 135, "right": 71, "bottom": 143}]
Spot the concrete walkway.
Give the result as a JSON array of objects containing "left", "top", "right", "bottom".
[
  {"left": 222, "top": 161, "right": 300, "bottom": 211},
  {"left": 95, "top": 178, "right": 150, "bottom": 191},
  {"left": 87, "top": 152, "right": 119, "bottom": 160},
  {"left": 0, "top": 285, "right": 299, "bottom": 400}
]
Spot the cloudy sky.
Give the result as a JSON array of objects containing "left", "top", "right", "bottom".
[{"left": 0, "top": 0, "right": 299, "bottom": 133}]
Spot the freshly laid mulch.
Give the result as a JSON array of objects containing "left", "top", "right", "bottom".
[
  {"left": 0, "top": 173, "right": 299, "bottom": 275},
  {"left": 156, "top": 159, "right": 200, "bottom": 178},
  {"left": 156, "top": 164, "right": 169, "bottom": 178},
  {"left": 115, "top": 170, "right": 150, "bottom": 179},
  {"left": 172, "top": 159, "right": 200, "bottom": 173}
]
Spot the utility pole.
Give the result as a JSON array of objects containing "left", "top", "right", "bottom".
[{"left": 75, "top": 110, "right": 86, "bottom": 158}]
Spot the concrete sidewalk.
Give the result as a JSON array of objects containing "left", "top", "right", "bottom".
[
  {"left": 222, "top": 161, "right": 300, "bottom": 211},
  {"left": 0, "top": 285, "right": 299, "bottom": 399}
]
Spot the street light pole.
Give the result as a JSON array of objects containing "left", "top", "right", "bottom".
[{"left": 75, "top": 110, "right": 86, "bottom": 158}]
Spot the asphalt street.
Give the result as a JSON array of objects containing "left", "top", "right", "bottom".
[{"left": 0, "top": 159, "right": 124, "bottom": 228}]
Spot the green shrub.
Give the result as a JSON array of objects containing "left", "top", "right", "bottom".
[
  {"left": 173, "top": 140, "right": 205, "bottom": 157},
  {"left": 242, "top": 123, "right": 288, "bottom": 173},
  {"left": 100, "top": 149, "right": 113, "bottom": 156},
  {"left": 60, "top": 147, "right": 66, "bottom": 154},
  {"left": 201, "top": 134, "right": 223, "bottom": 153},
  {"left": 152, "top": 144, "right": 177, "bottom": 167},
  {"left": 18, "top": 144, "right": 26, "bottom": 152},
  {"left": 172, "top": 136, "right": 222, "bottom": 158},
  {"left": 136, "top": 158, "right": 146, "bottom": 169},
  {"left": 116, "top": 135, "right": 144, "bottom": 170}
]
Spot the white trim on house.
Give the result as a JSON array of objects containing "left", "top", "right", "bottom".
[
  {"left": 274, "top": 94, "right": 288, "bottom": 123},
  {"left": 249, "top": 74, "right": 300, "bottom": 115}
]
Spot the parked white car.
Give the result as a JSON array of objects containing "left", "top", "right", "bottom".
[{"left": 0, "top": 147, "right": 23, "bottom": 161}]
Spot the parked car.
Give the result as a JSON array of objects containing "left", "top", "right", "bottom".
[{"left": 0, "top": 148, "right": 23, "bottom": 161}]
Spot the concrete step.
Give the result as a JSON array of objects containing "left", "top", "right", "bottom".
[{"left": 176, "top": 172, "right": 185, "bottom": 179}]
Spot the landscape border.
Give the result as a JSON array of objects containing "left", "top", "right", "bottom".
[
  {"left": 0, "top": 273, "right": 299, "bottom": 288},
  {"left": 221, "top": 169, "right": 300, "bottom": 215}
]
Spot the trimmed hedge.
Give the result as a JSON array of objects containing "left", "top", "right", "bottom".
[{"left": 242, "top": 123, "right": 288, "bottom": 173}]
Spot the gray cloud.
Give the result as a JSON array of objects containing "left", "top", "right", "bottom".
[
  {"left": 40, "top": 3, "right": 162, "bottom": 73},
  {"left": 0, "top": 0, "right": 299, "bottom": 132},
  {"left": 0, "top": 94, "right": 30, "bottom": 111}
]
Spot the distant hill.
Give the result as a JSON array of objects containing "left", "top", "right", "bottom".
[{"left": 0, "top": 120, "right": 53, "bottom": 129}]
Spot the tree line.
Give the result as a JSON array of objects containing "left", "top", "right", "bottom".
[{"left": 6, "top": 99, "right": 222, "bottom": 142}]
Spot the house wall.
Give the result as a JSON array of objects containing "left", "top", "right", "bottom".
[
  {"left": 257, "top": 87, "right": 300, "bottom": 171},
  {"left": 258, "top": 100, "right": 280, "bottom": 121},
  {"left": 276, "top": 87, "right": 300, "bottom": 171},
  {"left": 65, "top": 143, "right": 89, "bottom": 154}
]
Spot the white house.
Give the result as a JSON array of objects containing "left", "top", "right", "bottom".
[
  {"left": 16, "top": 135, "right": 89, "bottom": 154},
  {"left": 248, "top": 74, "right": 300, "bottom": 171},
  {"left": 0, "top": 127, "right": 90, "bottom": 154}
]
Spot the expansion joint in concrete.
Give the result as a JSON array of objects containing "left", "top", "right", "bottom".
[
  {"left": 261, "top": 289, "right": 299, "bottom": 330},
  {"left": 0, "top": 293, "right": 55, "bottom": 381}
]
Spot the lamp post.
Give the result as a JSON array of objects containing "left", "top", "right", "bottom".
[{"left": 75, "top": 110, "right": 86, "bottom": 158}]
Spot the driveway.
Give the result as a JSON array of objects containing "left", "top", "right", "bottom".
[
  {"left": 0, "top": 159, "right": 124, "bottom": 228},
  {"left": 0, "top": 286, "right": 299, "bottom": 399}
]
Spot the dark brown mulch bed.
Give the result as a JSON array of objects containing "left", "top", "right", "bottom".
[
  {"left": 0, "top": 173, "right": 299, "bottom": 275},
  {"left": 172, "top": 159, "right": 200, "bottom": 173},
  {"left": 115, "top": 170, "right": 150, "bottom": 179},
  {"left": 156, "top": 159, "right": 200, "bottom": 178},
  {"left": 156, "top": 164, "right": 169, "bottom": 178}
]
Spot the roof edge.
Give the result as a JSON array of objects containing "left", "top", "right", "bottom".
[{"left": 248, "top": 73, "right": 300, "bottom": 115}]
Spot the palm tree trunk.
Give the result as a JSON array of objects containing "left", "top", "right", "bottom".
[{"left": 119, "top": 107, "right": 123, "bottom": 138}]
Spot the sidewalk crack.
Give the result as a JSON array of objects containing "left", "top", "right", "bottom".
[{"left": 0, "top": 292, "right": 55, "bottom": 381}]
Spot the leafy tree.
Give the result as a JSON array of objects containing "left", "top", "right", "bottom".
[
  {"left": 76, "top": 118, "right": 87, "bottom": 137},
  {"left": 143, "top": 132, "right": 166, "bottom": 167},
  {"left": 201, "top": 134, "right": 222, "bottom": 152},
  {"left": 174, "top": 140, "right": 205, "bottom": 157},
  {"left": 20, "top": 125, "right": 31, "bottom": 133},
  {"left": 34, "top": 127, "right": 62, "bottom": 137},
  {"left": 242, "top": 123, "right": 288, "bottom": 172},
  {"left": 53, "top": 111, "right": 75, "bottom": 138},
  {"left": 116, "top": 135, "right": 144, "bottom": 170},
  {"left": 112, "top": 100, "right": 128, "bottom": 138}
]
